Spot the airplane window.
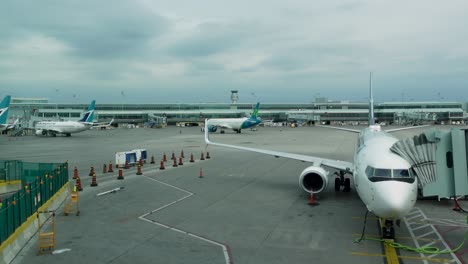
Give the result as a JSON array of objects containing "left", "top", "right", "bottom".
[
  {"left": 374, "top": 168, "right": 391, "bottom": 177},
  {"left": 393, "top": 169, "right": 410, "bottom": 178}
]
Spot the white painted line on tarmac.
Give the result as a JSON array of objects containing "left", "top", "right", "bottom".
[{"left": 138, "top": 175, "right": 233, "bottom": 264}]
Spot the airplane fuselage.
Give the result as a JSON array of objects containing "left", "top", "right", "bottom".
[
  {"left": 352, "top": 125, "right": 418, "bottom": 220},
  {"left": 209, "top": 117, "right": 261, "bottom": 131},
  {"left": 36, "top": 121, "right": 92, "bottom": 135}
]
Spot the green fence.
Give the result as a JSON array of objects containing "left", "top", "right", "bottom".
[{"left": 0, "top": 161, "right": 68, "bottom": 245}]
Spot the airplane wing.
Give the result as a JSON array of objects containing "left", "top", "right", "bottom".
[
  {"left": 315, "top": 125, "right": 361, "bottom": 133},
  {"left": 384, "top": 125, "right": 430, "bottom": 133},
  {"left": 92, "top": 118, "right": 114, "bottom": 127},
  {"left": 204, "top": 120, "right": 353, "bottom": 172},
  {"left": 40, "top": 128, "right": 63, "bottom": 134},
  {"left": 210, "top": 122, "right": 233, "bottom": 130}
]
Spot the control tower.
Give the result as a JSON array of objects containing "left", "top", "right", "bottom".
[{"left": 230, "top": 90, "right": 239, "bottom": 104}]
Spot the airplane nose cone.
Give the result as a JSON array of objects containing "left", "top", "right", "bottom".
[{"left": 371, "top": 182, "right": 417, "bottom": 219}]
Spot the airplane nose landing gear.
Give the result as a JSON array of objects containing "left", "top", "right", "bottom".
[{"left": 382, "top": 219, "right": 395, "bottom": 239}]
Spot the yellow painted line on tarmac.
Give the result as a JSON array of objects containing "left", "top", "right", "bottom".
[
  {"left": 352, "top": 233, "right": 440, "bottom": 242},
  {"left": 384, "top": 239, "right": 399, "bottom": 264},
  {"left": 351, "top": 252, "right": 452, "bottom": 263},
  {"left": 0, "top": 180, "right": 22, "bottom": 186}
]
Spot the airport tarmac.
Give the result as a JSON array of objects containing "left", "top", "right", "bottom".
[{"left": 1, "top": 125, "right": 467, "bottom": 264}]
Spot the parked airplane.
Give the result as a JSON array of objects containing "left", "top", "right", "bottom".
[
  {"left": 205, "top": 74, "right": 421, "bottom": 239},
  {"left": 0, "top": 95, "right": 11, "bottom": 132},
  {"left": 90, "top": 118, "right": 114, "bottom": 130},
  {"left": 206, "top": 102, "right": 262, "bottom": 133},
  {"left": 35, "top": 100, "right": 96, "bottom": 137}
]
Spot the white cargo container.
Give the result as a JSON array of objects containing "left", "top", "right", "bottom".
[
  {"left": 132, "top": 149, "right": 148, "bottom": 163},
  {"left": 115, "top": 151, "right": 137, "bottom": 167}
]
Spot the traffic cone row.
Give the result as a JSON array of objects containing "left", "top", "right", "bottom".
[
  {"left": 73, "top": 167, "right": 79, "bottom": 179},
  {"left": 75, "top": 177, "right": 83, "bottom": 191},
  {"left": 89, "top": 166, "right": 95, "bottom": 176},
  {"left": 108, "top": 161, "right": 114, "bottom": 172},
  {"left": 90, "top": 173, "right": 98, "bottom": 187},
  {"left": 117, "top": 168, "right": 124, "bottom": 180}
]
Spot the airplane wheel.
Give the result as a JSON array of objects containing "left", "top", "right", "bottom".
[
  {"left": 334, "top": 178, "right": 341, "bottom": 192},
  {"left": 66, "top": 133, "right": 71, "bottom": 137},
  {"left": 343, "top": 178, "right": 351, "bottom": 192}
]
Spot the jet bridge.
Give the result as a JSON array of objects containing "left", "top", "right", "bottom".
[{"left": 390, "top": 128, "right": 468, "bottom": 199}]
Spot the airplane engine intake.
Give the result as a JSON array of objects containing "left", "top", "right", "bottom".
[
  {"left": 208, "top": 125, "right": 217, "bottom": 133},
  {"left": 299, "top": 166, "right": 329, "bottom": 194},
  {"left": 35, "top": 129, "right": 44, "bottom": 136}
]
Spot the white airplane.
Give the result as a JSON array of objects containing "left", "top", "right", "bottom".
[
  {"left": 0, "top": 95, "right": 11, "bottom": 132},
  {"left": 90, "top": 118, "right": 114, "bottom": 130},
  {"left": 35, "top": 100, "right": 96, "bottom": 137},
  {"left": 206, "top": 102, "right": 262, "bottom": 133},
  {"left": 205, "top": 74, "right": 423, "bottom": 239}
]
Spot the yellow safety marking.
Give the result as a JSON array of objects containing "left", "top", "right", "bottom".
[
  {"left": 0, "top": 180, "right": 22, "bottom": 187},
  {"left": 0, "top": 182, "right": 69, "bottom": 252},
  {"left": 352, "top": 233, "right": 440, "bottom": 242},
  {"left": 351, "top": 252, "right": 452, "bottom": 263},
  {"left": 384, "top": 239, "right": 399, "bottom": 264}
]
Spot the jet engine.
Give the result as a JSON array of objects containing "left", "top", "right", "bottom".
[
  {"left": 35, "top": 129, "right": 44, "bottom": 136},
  {"left": 207, "top": 125, "right": 217, "bottom": 133},
  {"left": 299, "top": 166, "right": 329, "bottom": 194}
]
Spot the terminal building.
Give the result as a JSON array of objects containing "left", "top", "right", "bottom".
[{"left": 6, "top": 93, "right": 468, "bottom": 128}]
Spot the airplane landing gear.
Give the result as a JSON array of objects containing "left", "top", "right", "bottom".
[
  {"left": 334, "top": 171, "right": 352, "bottom": 192},
  {"left": 382, "top": 219, "right": 395, "bottom": 239},
  {"left": 66, "top": 133, "right": 71, "bottom": 137}
]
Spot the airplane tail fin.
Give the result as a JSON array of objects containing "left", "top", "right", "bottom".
[
  {"left": 0, "top": 95, "right": 11, "bottom": 125},
  {"left": 78, "top": 100, "right": 96, "bottom": 123},
  {"left": 368, "top": 72, "right": 375, "bottom": 126},
  {"left": 250, "top": 102, "right": 260, "bottom": 118}
]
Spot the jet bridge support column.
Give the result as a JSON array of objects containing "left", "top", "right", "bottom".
[{"left": 421, "top": 128, "right": 468, "bottom": 198}]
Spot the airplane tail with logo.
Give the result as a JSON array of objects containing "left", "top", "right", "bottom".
[
  {"left": 0, "top": 95, "right": 11, "bottom": 126},
  {"left": 368, "top": 72, "right": 375, "bottom": 126},
  {"left": 78, "top": 100, "right": 96, "bottom": 123},
  {"left": 250, "top": 102, "right": 260, "bottom": 119}
]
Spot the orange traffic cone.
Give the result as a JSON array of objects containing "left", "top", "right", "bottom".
[
  {"left": 206, "top": 152, "right": 211, "bottom": 159},
  {"left": 171, "top": 151, "right": 176, "bottom": 161},
  {"left": 108, "top": 161, "right": 114, "bottom": 173},
  {"left": 150, "top": 155, "right": 155, "bottom": 164},
  {"left": 73, "top": 167, "right": 78, "bottom": 179},
  {"left": 199, "top": 167, "right": 203, "bottom": 178},
  {"left": 453, "top": 198, "right": 461, "bottom": 212},
  {"left": 124, "top": 160, "right": 129, "bottom": 169},
  {"left": 173, "top": 158, "right": 178, "bottom": 167},
  {"left": 90, "top": 173, "right": 98, "bottom": 187},
  {"left": 309, "top": 193, "right": 319, "bottom": 206},
  {"left": 103, "top": 164, "right": 107, "bottom": 174},
  {"left": 89, "top": 166, "right": 95, "bottom": 176},
  {"left": 190, "top": 153, "right": 195, "bottom": 163},
  {"left": 181, "top": 150, "right": 185, "bottom": 159},
  {"left": 163, "top": 152, "right": 167, "bottom": 162},
  {"left": 200, "top": 152, "right": 205, "bottom": 161},
  {"left": 178, "top": 156, "right": 184, "bottom": 166},
  {"left": 117, "top": 168, "right": 124, "bottom": 180},
  {"left": 136, "top": 164, "right": 142, "bottom": 175},
  {"left": 139, "top": 158, "right": 143, "bottom": 167},
  {"left": 160, "top": 160, "right": 165, "bottom": 170},
  {"left": 76, "top": 177, "right": 83, "bottom": 191}
]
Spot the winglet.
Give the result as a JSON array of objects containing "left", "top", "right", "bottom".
[{"left": 204, "top": 119, "right": 211, "bottom": 145}]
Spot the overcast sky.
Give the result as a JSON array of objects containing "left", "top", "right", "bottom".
[{"left": 1, "top": 0, "right": 467, "bottom": 104}]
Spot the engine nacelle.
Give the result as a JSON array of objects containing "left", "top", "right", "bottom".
[
  {"left": 299, "top": 166, "right": 329, "bottom": 194},
  {"left": 35, "top": 129, "right": 44, "bottom": 136},
  {"left": 208, "top": 125, "right": 217, "bottom": 133}
]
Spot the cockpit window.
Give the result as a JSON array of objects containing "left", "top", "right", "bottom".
[{"left": 365, "top": 166, "right": 415, "bottom": 183}]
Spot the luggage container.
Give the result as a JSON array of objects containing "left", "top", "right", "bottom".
[
  {"left": 115, "top": 151, "right": 137, "bottom": 167},
  {"left": 132, "top": 149, "right": 148, "bottom": 163}
]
